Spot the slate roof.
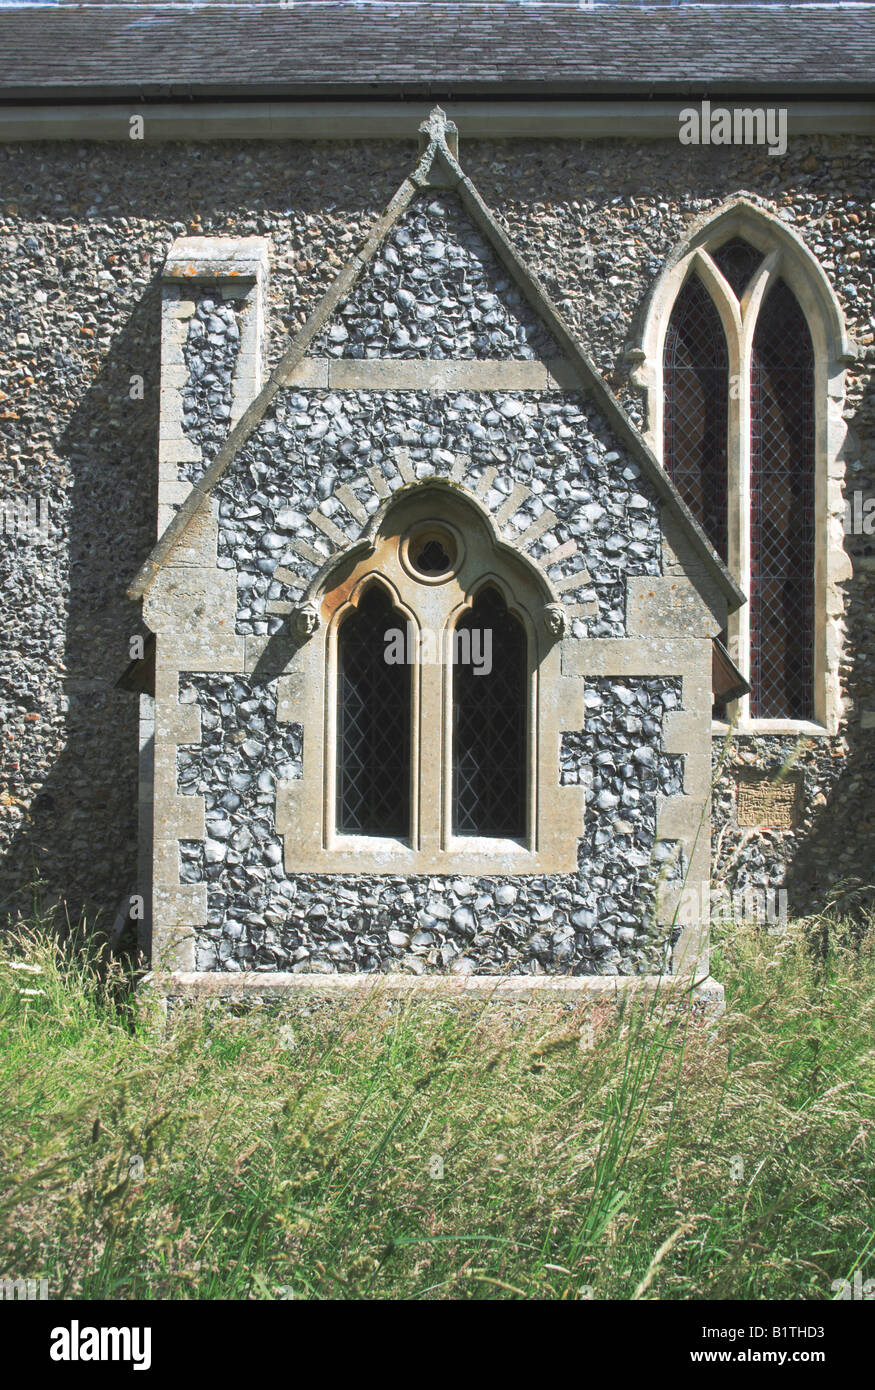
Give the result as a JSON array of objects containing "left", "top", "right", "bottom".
[{"left": 1, "top": 3, "right": 873, "bottom": 103}]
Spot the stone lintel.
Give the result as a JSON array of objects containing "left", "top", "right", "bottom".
[
  {"left": 279, "top": 357, "right": 577, "bottom": 390},
  {"left": 562, "top": 637, "right": 702, "bottom": 679}
]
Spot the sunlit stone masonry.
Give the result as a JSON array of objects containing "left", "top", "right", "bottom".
[
  {"left": 128, "top": 111, "right": 740, "bottom": 1009},
  {"left": 2, "top": 6, "right": 869, "bottom": 1014},
  {"left": 175, "top": 672, "right": 685, "bottom": 977}
]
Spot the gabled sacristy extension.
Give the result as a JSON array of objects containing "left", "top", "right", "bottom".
[{"left": 128, "top": 110, "right": 748, "bottom": 1009}]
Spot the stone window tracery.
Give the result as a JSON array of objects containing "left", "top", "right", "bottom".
[
  {"left": 631, "top": 201, "right": 853, "bottom": 734},
  {"left": 275, "top": 482, "right": 584, "bottom": 875}
]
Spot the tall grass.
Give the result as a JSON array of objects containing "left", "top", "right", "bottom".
[{"left": 1, "top": 911, "right": 873, "bottom": 1300}]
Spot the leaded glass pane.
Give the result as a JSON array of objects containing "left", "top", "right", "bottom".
[
  {"left": 663, "top": 274, "right": 730, "bottom": 562},
  {"left": 750, "top": 279, "right": 815, "bottom": 720},
  {"left": 453, "top": 587, "right": 527, "bottom": 839},
  {"left": 337, "top": 585, "right": 411, "bottom": 836},
  {"left": 663, "top": 274, "right": 730, "bottom": 715}
]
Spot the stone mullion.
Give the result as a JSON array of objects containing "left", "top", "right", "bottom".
[
  {"left": 417, "top": 649, "right": 443, "bottom": 856},
  {"left": 727, "top": 312, "right": 753, "bottom": 726},
  {"left": 732, "top": 251, "right": 781, "bottom": 726}
]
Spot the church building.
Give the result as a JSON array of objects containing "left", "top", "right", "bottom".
[{"left": 0, "top": 5, "right": 871, "bottom": 1010}]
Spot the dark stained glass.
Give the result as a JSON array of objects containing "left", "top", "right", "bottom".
[
  {"left": 453, "top": 587, "right": 527, "bottom": 839},
  {"left": 337, "top": 585, "right": 411, "bottom": 836},
  {"left": 750, "top": 279, "right": 815, "bottom": 720},
  {"left": 712, "top": 236, "right": 763, "bottom": 300}
]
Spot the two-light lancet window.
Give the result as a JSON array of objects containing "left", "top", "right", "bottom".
[
  {"left": 281, "top": 485, "right": 582, "bottom": 877},
  {"left": 639, "top": 205, "right": 853, "bottom": 733},
  {"left": 329, "top": 495, "right": 530, "bottom": 857},
  {"left": 336, "top": 576, "right": 527, "bottom": 842}
]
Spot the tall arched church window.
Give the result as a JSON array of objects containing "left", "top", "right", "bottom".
[{"left": 633, "top": 204, "right": 852, "bottom": 732}]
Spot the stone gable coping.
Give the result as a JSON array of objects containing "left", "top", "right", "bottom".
[{"left": 127, "top": 109, "right": 745, "bottom": 615}]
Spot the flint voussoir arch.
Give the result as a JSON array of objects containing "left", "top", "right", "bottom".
[{"left": 290, "top": 475, "right": 565, "bottom": 627}]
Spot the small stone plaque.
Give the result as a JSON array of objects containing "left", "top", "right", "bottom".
[{"left": 736, "top": 773, "right": 801, "bottom": 828}]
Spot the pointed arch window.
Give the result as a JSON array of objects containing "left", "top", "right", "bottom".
[
  {"left": 663, "top": 273, "right": 730, "bottom": 564},
  {"left": 634, "top": 206, "right": 850, "bottom": 731},
  {"left": 280, "top": 484, "right": 583, "bottom": 875},
  {"left": 453, "top": 586, "right": 527, "bottom": 839},
  {"left": 336, "top": 584, "right": 411, "bottom": 836}
]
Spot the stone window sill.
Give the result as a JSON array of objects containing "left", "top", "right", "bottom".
[
  {"left": 330, "top": 834, "right": 412, "bottom": 856},
  {"left": 712, "top": 719, "right": 832, "bottom": 738},
  {"left": 325, "top": 833, "right": 534, "bottom": 860},
  {"left": 284, "top": 833, "right": 577, "bottom": 877},
  {"left": 445, "top": 834, "right": 529, "bottom": 856}
]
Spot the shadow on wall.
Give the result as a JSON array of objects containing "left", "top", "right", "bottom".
[
  {"left": 0, "top": 139, "right": 407, "bottom": 942},
  {"left": 782, "top": 363, "right": 875, "bottom": 918},
  {"left": 713, "top": 357, "right": 875, "bottom": 923},
  {"left": 0, "top": 284, "right": 160, "bottom": 935}
]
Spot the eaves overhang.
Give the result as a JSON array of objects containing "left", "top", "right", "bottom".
[
  {"left": 2, "top": 4, "right": 874, "bottom": 107},
  {"left": 0, "top": 98, "right": 872, "bottom": 143}
]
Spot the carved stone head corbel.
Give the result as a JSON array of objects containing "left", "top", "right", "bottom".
[
  {"left": 542, "top": 602, "right": 567, "bottom": 639},
  {"left": 292, "top": 603, "right": 320, "bottom": 641}
]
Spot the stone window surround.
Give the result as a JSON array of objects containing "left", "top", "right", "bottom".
[
  {"left": 627, "top": 198, "right": 856, "bottom": 737},
  {"left": 137, "top": 123, "right": 747, "bottom": 1003},
  {"left": 275, "top": 482, "right": 587, "bottom": 876}
]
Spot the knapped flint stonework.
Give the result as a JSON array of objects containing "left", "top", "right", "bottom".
[
  {"left": 179, "top": 293, "right": 245, "bottom": 479},
  {"left": 0, "top": 134, "right": 871, "bottom": 936},
  {"left": 175, "top": 671, "right": 683, "bottom": 977},
  {"left": 310, "top": 194, "right": 560, "bottom": 361},
  {"left": 216, "top": 388, "right": 661, "bottom": 641}
]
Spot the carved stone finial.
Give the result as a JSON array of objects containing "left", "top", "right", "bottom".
[
  {"left": 292, "top": 603, "right": 320, "bottom": 641},
  {"left": 418, "top": 105, "right": 459, "bottom": 158},
  {"left": 543, "top": 602, "right": 567, "bottom": 639}
]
